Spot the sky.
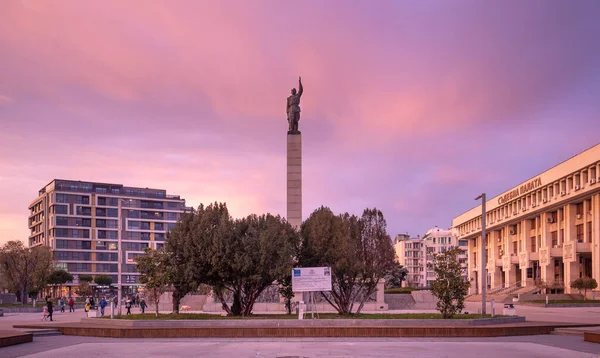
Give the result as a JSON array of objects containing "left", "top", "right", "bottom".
[{"left": 1, "top": 0, "right": 600, "bottom": 245}]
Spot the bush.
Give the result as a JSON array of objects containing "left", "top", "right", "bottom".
[
  {"left": 384, "top": 287, "right": 416, "bottom": 294},
  {"left": 570, "top": 277, "right": 598, "bottom": 300}
]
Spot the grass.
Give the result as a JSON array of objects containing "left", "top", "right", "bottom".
[
  {"left": 528, "top": 300, "right": 600, "bottom": 304},
  {"left": 99, "top": 313, "right": 498, "bottom": 320}
]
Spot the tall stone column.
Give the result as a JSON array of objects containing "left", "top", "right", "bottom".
[{"left": 287, "top": 133, "right": 302, "bottom": 229}]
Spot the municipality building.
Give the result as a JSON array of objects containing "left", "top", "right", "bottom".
[{"left": 452, "top": 144, "right": 600, "bottom": 297}]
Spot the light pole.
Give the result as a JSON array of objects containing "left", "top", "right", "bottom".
[
  {"left": 475, "top": 193, "right": 487, "bottom": 315},
  {"left": 117, "top": 199, "right": 124, "bottom": 316}
]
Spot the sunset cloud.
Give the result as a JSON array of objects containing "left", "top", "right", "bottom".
[{"left": 1, "top": 1, "right": 599, "bottom": 243}]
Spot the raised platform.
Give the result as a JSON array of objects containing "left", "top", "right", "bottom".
[
  {"left": 13, "top": 319, "right": 598, "bottom": 339},
  {"left": 583, "top": 329, "right": 600, "bottom": 344},
  {"left": 0, "top": 330, "right": 33, "bottom": 347}
]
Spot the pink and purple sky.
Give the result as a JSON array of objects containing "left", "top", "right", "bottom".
[{"left": 1, "top": 1, "right": 600, "bottom": 245}]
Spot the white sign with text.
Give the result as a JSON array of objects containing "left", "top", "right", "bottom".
[{"left": 291, "top": 267, "right": 332, "bottom": 292}]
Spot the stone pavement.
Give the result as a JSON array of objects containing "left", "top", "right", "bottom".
[
  {"left": 464, "top": 301, "right": 600, "bottom": 324},
  {"left": 1, "top": 336, "right": 598, "bottom": 358}
]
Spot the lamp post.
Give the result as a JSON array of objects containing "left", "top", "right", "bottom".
[
  {"left": 474, "top": 193, "right": 487, "bottom": 315},
  {"left": 117, "top": 199, "right": 124, "bottom": 316}
]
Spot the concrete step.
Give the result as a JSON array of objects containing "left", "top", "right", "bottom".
[
  {"left": 551, "top": 326, "right": 600, "bottom": 337},
  {"left": 26, "top": 329, "right": 62, "bottom": 337}
]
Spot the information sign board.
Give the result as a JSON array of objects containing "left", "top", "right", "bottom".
[{"left": 291, "top": 267, "right": 332, "bottom": 292}]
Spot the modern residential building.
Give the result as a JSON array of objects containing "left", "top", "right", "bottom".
[
  {"left": 452, "top": 143, "right": 600, "bottom": 296},
  {"left": 393, "top": 228, "right": 467, "bottom": 288},
  {"left": 28, "top": 179, "right": 188, "bottom": 297}
]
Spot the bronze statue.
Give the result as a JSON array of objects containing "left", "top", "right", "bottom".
[{"left": 287, "top": 77, "right": 303, "bottom": 133}]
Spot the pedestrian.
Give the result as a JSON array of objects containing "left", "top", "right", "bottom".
[
  {"left": 45, "top": 296, "right": 54, "bottom": 321},
  {"left": 89, "top": 296, "right": 95, "bottom": 309},
  {"left": 131, "top": 295, "right": 136, "bottom": 307},
  {"left": 41, "top": 305, "right": 49, "bottom": 321},
  {"left": 58, "top": 297, "right": 65, "bottom": 313},
  {"left": 68, "top": 297, "right": 75, "bottom": 312},
  {"left": 139, "top": 298, "right": 147, "bottom": 314},
  {"left": 125, "top": 298, "right": 132, "bottom": 315},
  {"left": 113, "top": 296, "right": 118, "bottom": 308},
  {"left": 99, "top": 296, "right": 107, "bottom": 316}
]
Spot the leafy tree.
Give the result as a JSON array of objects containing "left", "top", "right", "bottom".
[
  {"left": 136, "top": 248, "right": 170, "bottom": 317},
  {"left": 0, "top": 241, "right": 54, "bottom": 305},
  {"left": 47, "top": 269, "right": 74, "bottom": 297},
  {"left": 164, "top": 210, "right": 198, "bottom": 314},
  {"left": 278, "top": 274, "right": 295, "bottom": 314},
  {"left": 570, "top": 277, "right": 598, "bottom": 300},
  {"left": 79, "top": 274, "right": 93, "bottom": 283},
  {"left": 94, "top": 275, "right": 113, "bottom": 286},
  {"left": 429, "top": 247, "right": 470, "bottom": 318},
  {"left": 76, "top": 281, "right": 92, "bottom": 297},
  {"left": 384, "top": 262, "right": 409, "bottom": 289},
  {"left": 299, "top": 207, "right": 395, "bottom": 315}
]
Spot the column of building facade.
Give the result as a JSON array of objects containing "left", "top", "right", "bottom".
[
  {"left": 539, "top": 211, "right": 553, "bottom": 287},
  {"left": 592, "top": 193, "right": 600, "bottom": 286},
  {"left": 520, "top": 219, "right": 532, "bottom": 286},
  {"left": 563, "top": 203, "right": 579, "bottom": 293},
  {"left": 503, "top": 225, "right": 517, "bottom": 288},
  {"left": 467, "top": 238, "right": 477, "bottom": 294},
  {"left": 488, "top": 230, "right": 502, "bottom": 289}
]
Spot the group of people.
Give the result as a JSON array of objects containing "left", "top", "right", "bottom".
[
  {"left": 42, "top": 296, "right": 75, "bottom": 321},
  {"left": 41, "top": 294, "right": 147, "bottom": 320}
]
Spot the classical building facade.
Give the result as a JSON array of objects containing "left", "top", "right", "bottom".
[
  {"left": 394, "top": 228, "right": 467, "bottom": 287},
  {"left": 452, "top": 144, "right": 600, "bottom": 296},
  {"left": 28, "top": 179, "right": 188, "bottom": 295}
]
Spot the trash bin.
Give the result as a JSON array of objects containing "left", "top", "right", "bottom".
[{"left": 503, "top": 303, "right": 515, "bottom": 316}]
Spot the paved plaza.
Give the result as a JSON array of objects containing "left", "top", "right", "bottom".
[{"left": 1, "top": 305, "right": 599, "bottom": 357}]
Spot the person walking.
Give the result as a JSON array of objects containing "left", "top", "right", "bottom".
[
  {"left": 113, "top": 296, "right": 118, "bottom": 308},
  {"left": 41, "top": 305, "right": 49, "bottom": 321},
  {"left": 58, "top": 297, "right": 65, "bottom": 313},
  {"left": 125, "top": 298, "right": 132, "bottom": 315},
  {"left": 139, "top": 298, "right": 147, "bottom": 314},
  {"left": 99, "top": 297, "right": 107, "bottom": 316},
  {"left": 45, "top": 296, "right": 54, "bottom": 321},
  {"left": 68, "top": 297, "right": 75, "bottom": 312}
]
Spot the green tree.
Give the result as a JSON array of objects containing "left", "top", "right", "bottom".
[
  {"left": 164, "top": 210, "right": 198, "bottom": 314},
  {"left": 570, "top": 277, "right": 598, "bottom": 300},
  {"left": 77, "top": 274, "right": 93, "bottom": 297},
  {"left": 47, "top": 269, "right": 74, "bottom": 297},
  {"left": 384, "top": 262, "right": 409, "bottom": 289},
  {"left": 0, "top": 241, "right": 54, "bottom": 305},
  {"left": 136, "top": 248, "right": 170, "bottom": 317},
  {"left": 299, "top": 207, "right": 395, "bottom": 315},
  {"left": 278, "top": 274, "right": 295, "bottom": 314},
  {"left": 429, "top": 247, "right": 470, "bottom": 318},
  {"left": 79, "top": 274, "right": 93, "bottom": 283},
  {"left": 94, "top": 275, "right": 113, "bottom": 286}
]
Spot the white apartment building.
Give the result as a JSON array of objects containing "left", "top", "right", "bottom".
[
  {"left": 394, "top": 228, "right": 467, "bottom": 288},
  {"left": 452, "top": 143, "right": 600, "bottom": 296}
]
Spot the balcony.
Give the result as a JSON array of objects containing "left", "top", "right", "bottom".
[{"left": 576, "top": 242, "right": 592, "bottom": 253}]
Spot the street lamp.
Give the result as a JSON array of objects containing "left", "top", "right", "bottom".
[{"left": 474, "top": 193, "right": 486, "bottom": 315}]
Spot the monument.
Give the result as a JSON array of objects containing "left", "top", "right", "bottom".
[{"left": 286, "top": 77, "right": 303, "bottom": 229}]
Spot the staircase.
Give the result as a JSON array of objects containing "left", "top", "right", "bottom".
[
  {"left": 26, "top": 329, "right": 62, "bottom": 337},
  {"left": 466, "top": 281, "right": 521, "bottom": 302}
]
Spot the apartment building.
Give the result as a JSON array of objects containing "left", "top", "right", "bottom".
[
  {"left": 452, "top": 143, "right": 600, "bottom": 296},
  {"left": 28, "top": 179, "right": 188, "bottom": 296},
  {"left": 393, "top": 228, "right": 467, "bottom": 288}
]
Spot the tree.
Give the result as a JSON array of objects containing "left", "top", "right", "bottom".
[
  {"left": 136, "top": 248, "right": 170, "bottom": 317},
  {"left": 298, "top": 207, "right": 395, "bottom": 315},
  {"left": 47, "top": 269, "right": 74, "bottom": 297},
  {"left": 185, "top": 203, "right": 299, "bottom": 316},
  {"left": 570, "top": 277, "right": 598, "bottom": 300},
  {"left": 75, "top": 274, "right": 93, "bottom": 297},
  {"left": 94, "top": 275, "right": 112, "bottom": 286},
  {"left": 429, "top": 247, "right": 470, "bottom": 318},
  {"left": 384, "top": 262, "right": 409, "bottom": 289},
  {"left": 0, "top": 241, "right": 54, "bottom": 305},
  {"left": 278, "top": 274, "right": 295, "bottom": 314},
  {"left": 163, "top": 210, "right": 198, "bottom": 314}
]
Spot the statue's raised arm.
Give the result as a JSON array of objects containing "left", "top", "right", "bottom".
[{"left": 298, "top": 76, "right": 303, "bottom": 97}]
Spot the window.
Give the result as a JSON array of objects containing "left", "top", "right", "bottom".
[
  {"left": 513, "top": 241, "right": 518, "bottom": 254},
  {"left": 56, "top": 240, "right": 69, "bottom": 249},
  {"left": 56, "top": 194, "right": 69, "bottom": 203},
  {"left": 154, "top": 223, "right": 164, "bottom": 231},
  {"left": 107, "top": 208, "right": 119, "bottom": 217},
  {"left": 551, "top": 231, "right": 558, "bottom": 247},
  {"left": 167, "top": 223, "right": 176, "bottom": 231},
  {"left": 127, "top": 210, "right": 140, "bottom": 219},
  {"left": 96, "top": 219, "right": 106, "bottom": 228},
  {"left": 97, "top": 197, "right": 107, "bottom": 206},
  {"left": 54, "top": 251, "right": 68, "bottom": 260},
  {"left": 155, "top": 233, "right": 165, "bottom": 241},
  {"left": 55, "top": 205, "right": 68, "bottom": 214},
  {"left": 77, "top": 207, "right": 92, "bottom": 216},
  {"left": 576, "top": 203, "right": 584, "bottom": 216},
  {"left": 96, "top": 208, "right": 106, "bottom": 217},
  {"left": 167, "top": 202, "right": 180, "bottom": 209},
  {"left": 75, "top": 196, "right": 90, "bottom": 205},
  {"left": 458, "top": 240, "right": 467, "bottom": 247},
  {"left": 56, "top": 216, "right": 69, "bottom": 226},
  {"left": 588, "top": 222, "right": 592, "bottom": 243},
  {"left": 530, "top": 237, "right": 536, "bottom": 252},
  {"left": 141, "top": 222, "right": 151, "bottom": 230},
  {"left": 128, "top": 221, "right": 140, "bottom": 230},
  {"left": 166, "top": 212, "right": 178, "bottom": 221},
  {"left": 576, "top": 224, "right": 584, "bottom": 243},
  {"left": 560, "top": 229, "right": 565, "bottom": 244},
  {"left": 559, "top": 209, "right": 564, "bottom": 222},
  {"left": 76, "top": 240, "right": 91, "bottom": 250},
  {"left": 76, "top": 218, "right": 91, "bottom": 227},
  {"left": 108, "top": 198, "right": 119, "bottom": 206}
]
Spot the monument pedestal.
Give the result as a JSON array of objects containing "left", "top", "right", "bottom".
[{"left": 287, "top": 133, "right": 302, "bottom": 229}]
